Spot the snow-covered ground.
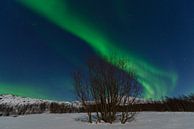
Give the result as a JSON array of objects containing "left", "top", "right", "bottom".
[{"left": 0, "top": 112, "right": 193, "bottom": 129}]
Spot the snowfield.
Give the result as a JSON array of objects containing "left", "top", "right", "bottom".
[{"left": 0, "top": 112, "right": 194, "bottom": 129}]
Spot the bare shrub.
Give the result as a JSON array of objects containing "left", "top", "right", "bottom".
[{"left": 73, "top": 56, "right": 141, "bottom": 124}]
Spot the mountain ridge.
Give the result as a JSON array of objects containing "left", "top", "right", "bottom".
[{"left": 0, "top": 94, "right": 81, "bottom": 116}]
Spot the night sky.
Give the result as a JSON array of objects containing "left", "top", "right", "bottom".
[{"left": 0, "top": 0, "right": 194, "bottom": 100}]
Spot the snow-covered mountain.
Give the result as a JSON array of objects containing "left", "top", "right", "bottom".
[
  {"left": 0, "top": 94, "right": 81, "bottom": 116},
  {"left": 0, "top": 94, "right": 154, "bottom": 116},
  {"left": 0, "top": 94, "right": 50, "bottom": 106}
]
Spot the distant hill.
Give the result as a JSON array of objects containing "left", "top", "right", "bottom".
[
  {"left": 0, "top": 94, "right": 81, "bottom": 116},
  {"left": 1, "top": 94, "right": 194, "bottom": 116}
]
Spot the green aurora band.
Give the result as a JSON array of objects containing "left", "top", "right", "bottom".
[
  {"left": 18, "top": 0, "right": 178, "bottom": 99},
  {"left": 0, "top": 83, "right": 51, "bottom": 99}
]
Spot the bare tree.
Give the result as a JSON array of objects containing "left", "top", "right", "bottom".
[
  {"left": 73, "top": 56, "right": 141, "bottom": 124},
  {"left": 73, "top": 71, "right": 92, "bottom": 123}
]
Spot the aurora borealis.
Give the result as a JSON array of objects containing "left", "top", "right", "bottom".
[{"left": 0, "top": 0, "right": 194, "bottom": 100}]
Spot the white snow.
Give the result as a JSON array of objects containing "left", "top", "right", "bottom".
[
  {"left": 0, "top": 94, "right": 71, "bottom": 106},
  {"left": 0, "top": 95, "right": 48, "bottom": 106},
  {"left": 0, "top": 94, "right": 81, "bottom": 116},
  {"left": 0, "top": 94, "right": 149, "bottom": 109},
  {"left": 0, "top": 112, "right": 193, "bottom": 129}
]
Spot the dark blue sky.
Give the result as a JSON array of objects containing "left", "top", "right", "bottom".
[{"left": 0, "top": 0, "right": 194, "bottom": 100}]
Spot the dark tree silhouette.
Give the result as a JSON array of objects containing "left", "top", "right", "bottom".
[{"left": 73, "top": 56, "right": 141, "bottom": 124}]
